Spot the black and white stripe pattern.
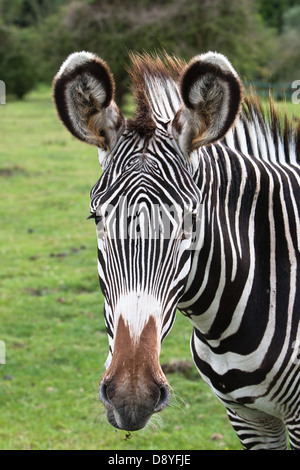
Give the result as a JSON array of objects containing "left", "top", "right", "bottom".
[
  {"left": 54, "top": 50, "right": 300, "bottom": 449},
  {"left": 179, "top": 138, "right": 300, "bottom": 449},
  {"left": 91, "top": 105, "right": 300, "bottom": 448},
  {"left": 91, "top": 131, "right": 201, "bottom": 363}
]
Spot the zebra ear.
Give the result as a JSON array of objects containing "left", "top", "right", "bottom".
[
  {"left": 172, "top": 52, "right": 244, "bottom": 154},
  {"left": 53, "top": 52, "right": 125, "bottom": 151}
]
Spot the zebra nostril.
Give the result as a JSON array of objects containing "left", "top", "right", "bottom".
[
  {"left": 99, "top": 382, "right": 113, "bottom": 409},
  {"left": 154, "top": 384, "right": 170, "bottom": 412}
]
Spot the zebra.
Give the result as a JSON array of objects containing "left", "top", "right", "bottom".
[{"left": 53, "top": 50, "right": 300, "bottom": 450}]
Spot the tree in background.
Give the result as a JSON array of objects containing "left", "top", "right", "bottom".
[
  {"left": 0, "top": 23, "right": 38, "bottom": 99},
  {"left": 0, "top": 0, "right": 72, "bottom": 27},
  {"left": 0, "top": 0, "right": 299, "bottom": 100},
  {"left": 256, "top": 0, "right": 300, "bottom": 32},
  {"left": 0, "top": 0, "right": 70, "bottom": 98},
  {"left": 268, "top": 4, "right": 300, "bottom": 81},
  {"left": 36, "top": 0, "right": 279, "bottom": 102}
]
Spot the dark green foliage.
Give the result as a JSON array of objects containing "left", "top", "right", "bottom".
[
  {"left": 0, "top": 25, "right": 38, "bottom": 99},
  {"left": 256, "top": 0, "right": 300, "bottom": 31},
  {"left": 33, "top": 0, "right": 281, "bottom": 103},
  {"left": 0, "top": 0, "right": 73, "bottom": 27},
  {"left": 0, "top": 0, "right": 299, "bottom": 100}
]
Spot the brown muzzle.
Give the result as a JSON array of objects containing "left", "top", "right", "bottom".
[{"left": 99, "top": 316, "right": 170, "bottom": 431}]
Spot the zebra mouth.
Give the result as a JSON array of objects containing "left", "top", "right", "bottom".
[
  {"left": 105, "top": 407, "right": 151, "bottom": 432},
  {"left": 106, "top": 408, "right": 122, "bottom": 430}
]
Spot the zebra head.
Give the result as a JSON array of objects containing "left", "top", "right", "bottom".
[{"left": 53, "top": 51, "right": 243, "bottom": 431}]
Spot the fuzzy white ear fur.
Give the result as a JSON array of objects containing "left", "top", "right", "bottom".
[
  {"left": 172, "top": 52, "right": 244, "bottom": 155},
  {"left": 53, "top": 51, "right": 125, "bottom": 151}
]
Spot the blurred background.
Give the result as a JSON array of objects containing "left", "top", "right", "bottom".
[{"left": 0, "top": 0, "right": 300, "bottom": 104}]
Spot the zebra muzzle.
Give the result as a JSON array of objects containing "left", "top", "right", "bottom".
[
  {"left": 99, "top": 378, "right": 170, "bottom": 431},
  {"left": 99, "top": 316, "right": 170, "bottom": 431}
]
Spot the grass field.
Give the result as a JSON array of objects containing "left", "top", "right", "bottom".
[{"left": 0, "top": 85, "right": 298, "bottom": 450}]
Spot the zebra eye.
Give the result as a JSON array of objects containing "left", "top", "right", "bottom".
[{"left": 88, "top": 213, "right": 102, "bottom": 225}]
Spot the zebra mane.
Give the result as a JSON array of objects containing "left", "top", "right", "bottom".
[
  {"left": 224, "top": 94, "right": 300, "bottom": 165},
  {"left": 126, "top": 52, "right": 300, "bottom": 165},
  {"left": 127, "top": 52, "right": 184, "bottom": 136}
]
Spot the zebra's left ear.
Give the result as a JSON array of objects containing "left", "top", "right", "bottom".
[
  {"left": 172, "top": 52, "right": 244, "bottom": 154},
  {"left": 53, "top": 52, "right": 125, "bottom": 152}
]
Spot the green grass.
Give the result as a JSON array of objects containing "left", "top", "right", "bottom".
[{"left": 1, "top": 86, "right": 298, "bottom": 450}]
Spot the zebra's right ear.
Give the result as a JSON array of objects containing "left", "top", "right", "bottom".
[
  {"left": 53, "top": 52, "right": 125, "bottom": 151},
  {"left": 172, "top": 52, "right": 244, "bottom": 155}
]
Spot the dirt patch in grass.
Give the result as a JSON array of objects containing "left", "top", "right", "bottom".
[
  {"left": 162, "top": 360, "right": 199, "bottom": 380},
  {"left": 0, "top": 166, "right": 27, "bottom": 177}
]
